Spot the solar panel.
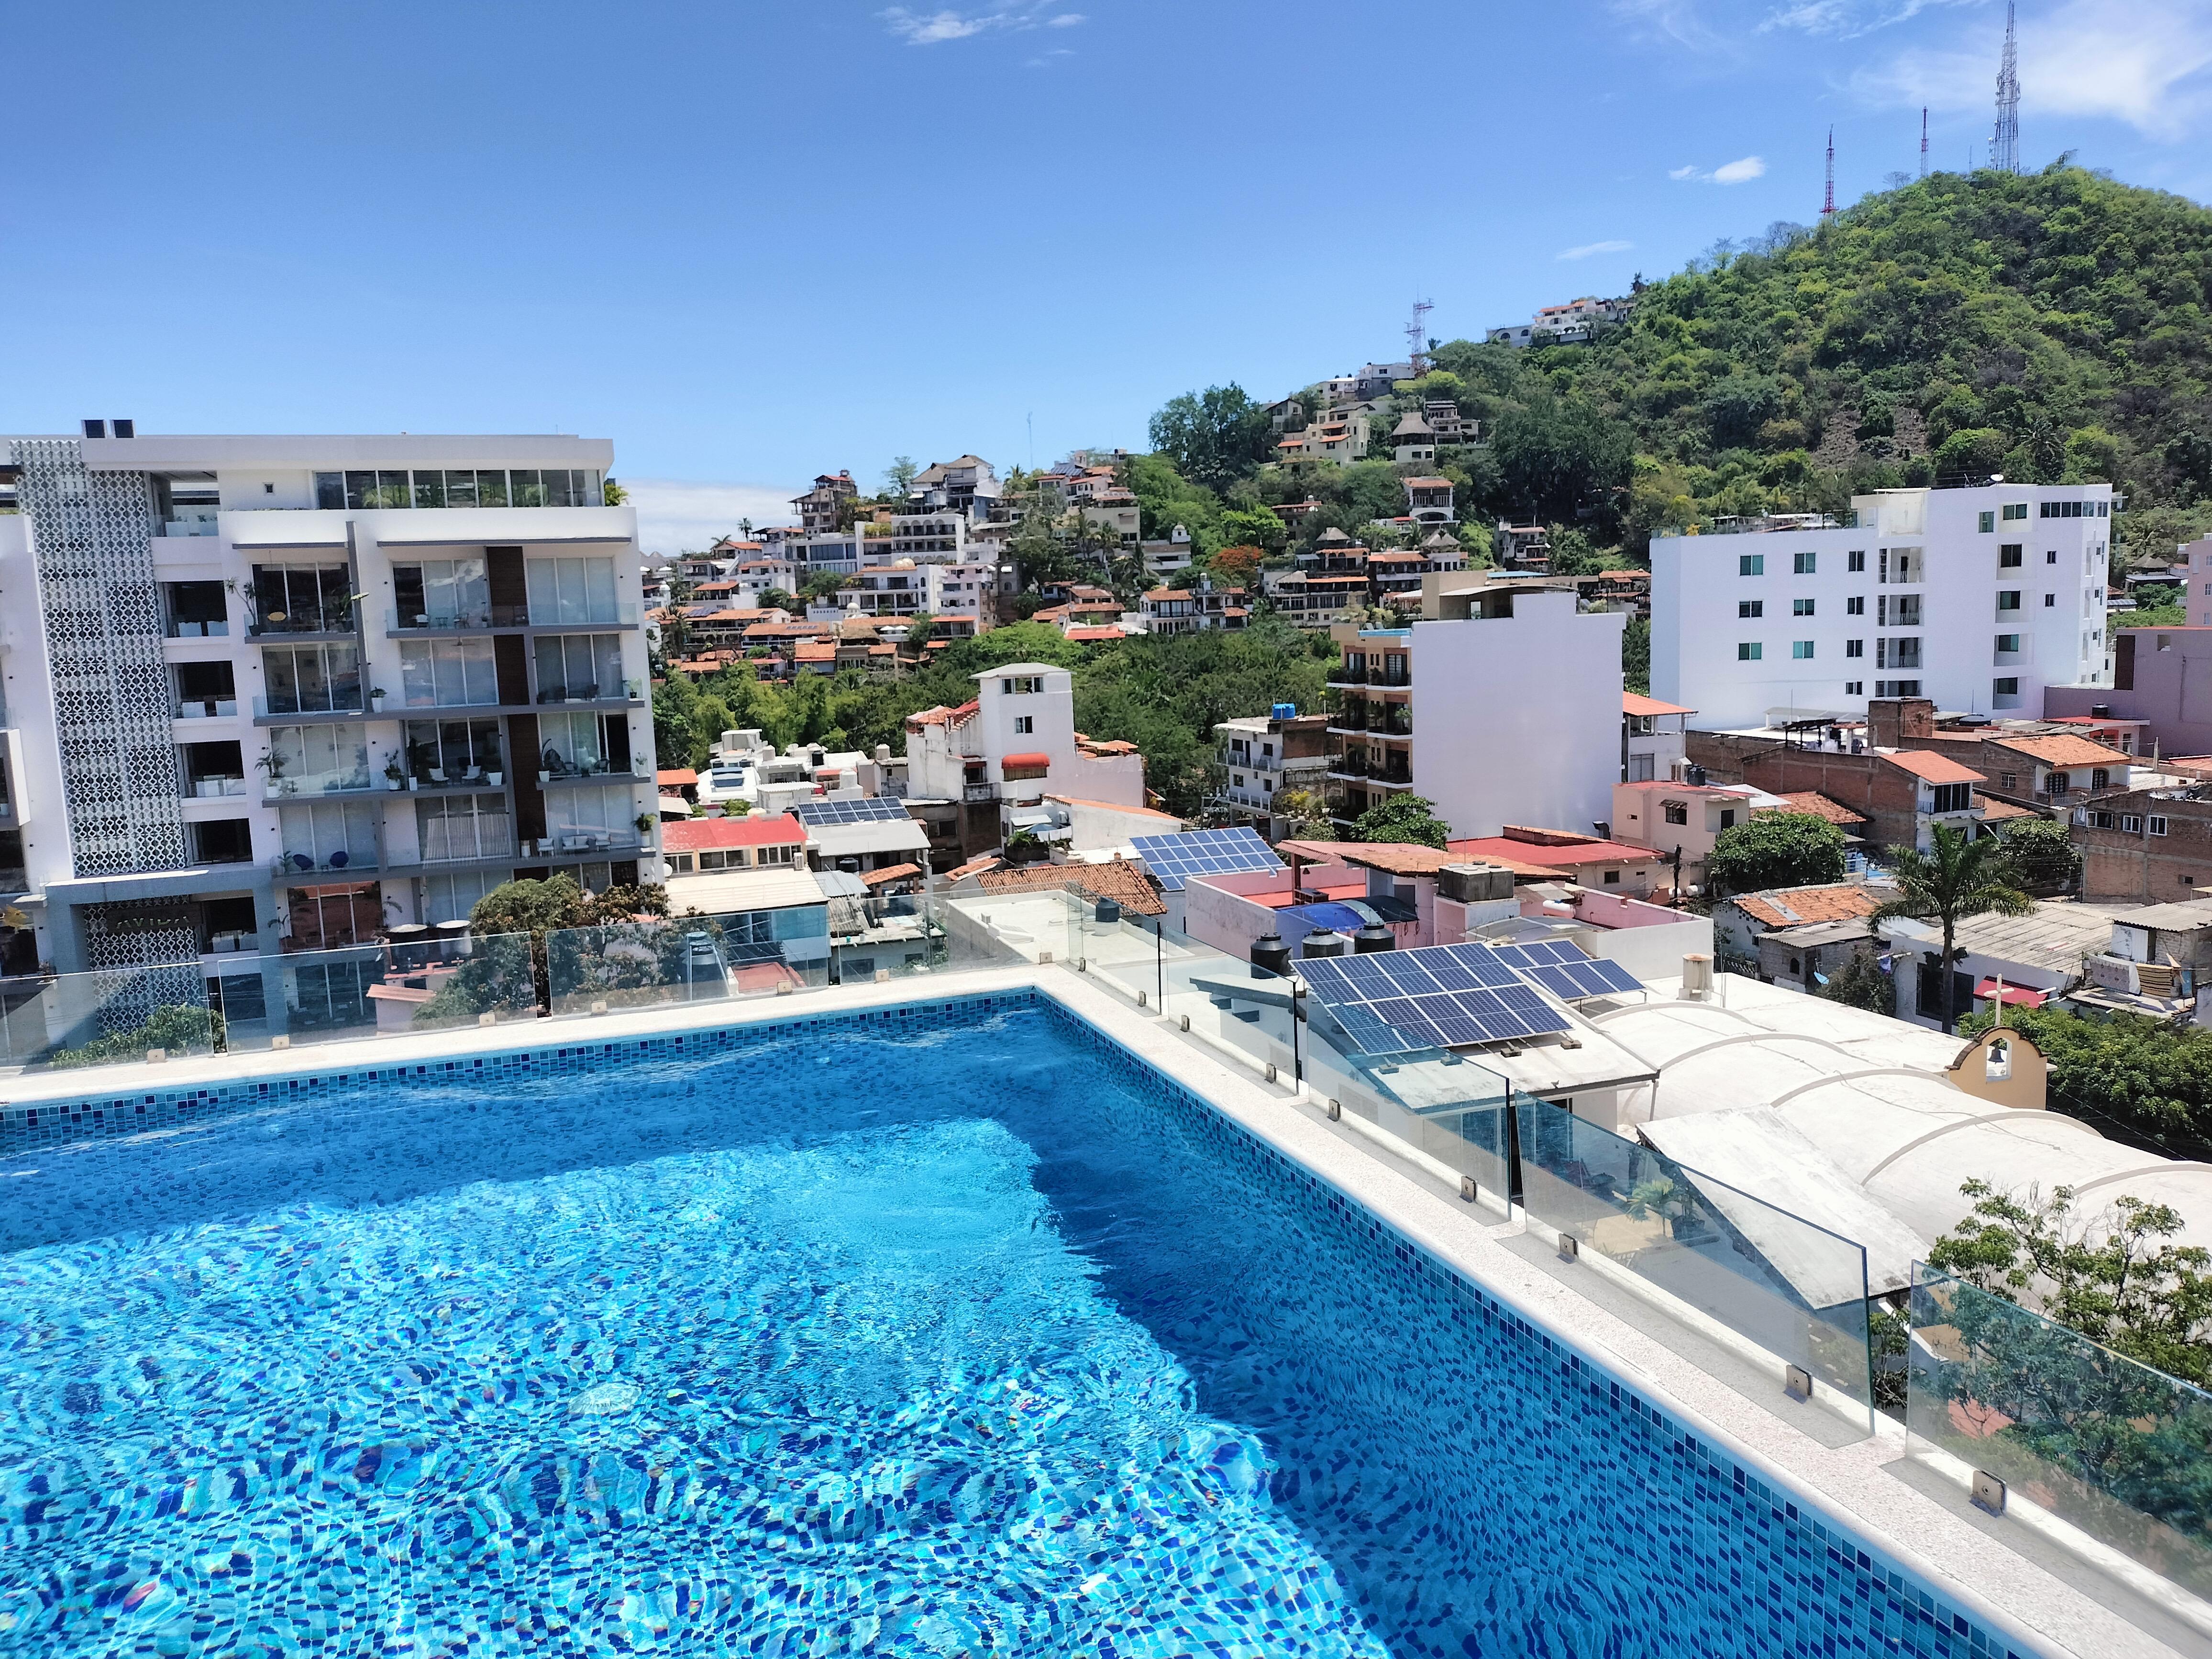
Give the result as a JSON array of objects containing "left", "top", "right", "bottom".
[
  {"left": 791, "top": 796, "right": 913, "bottom": 827},
  {"left": 1490, "top": 941, "right": 1646, "bottom": 1001},
  {"left": 1299, "top": 942, "right": 1572, "bottom": 1054},
  {"left": 1129, "top": 827, "right": 1284, "bottom": 891}
]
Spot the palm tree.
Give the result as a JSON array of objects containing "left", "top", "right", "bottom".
[{"left": 1874, "top": 822, "right": 2033, "bottom": 1034}]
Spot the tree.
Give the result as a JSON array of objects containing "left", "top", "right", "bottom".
[
  {"left": 1272, "top": 787, "right": 1333, "bottom": 841},
  {"left": 466, "top": 875, "right": 669, "bottom": 1012},
  {"left": 1958, "top": 1004, "right": 2212, "bottom": 1156},
  {"left": 1875, "top": 822, "right": 2034, "bottom": 1033},
  {"left": 1995, "top": 817, "right": 2083, "bottom": 895},
  {"left": 884, "top": 455, "right": 919, "bottom": 498},
  {"left": 801, "top": 571, "right": 845, "bottom": 602},
  {"left": 1704, "top": 812, "right": 1848, "bottom": 897},
  {"left": 1930, "top": 1180, "right": 2212, "bottom": 1387},
  {"left": 1220, "top": 505, "right": 1286, "bottom": 554},
  {"left": 1351, "top": 793, "right": 1450, "bottom": 849},
  {"left": 1819, "top": 949, "right": 1896, "bottom": 1016},
  {"left": 1622, "top": 617, "right": 1651, "bottom": 695},
  {"left": 1148, "top": 385, "right": 1272, "bottom": 493},
  {"left": 758, "top": 587, "right": 796, "bottom": 612}
]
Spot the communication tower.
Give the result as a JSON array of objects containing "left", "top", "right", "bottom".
[
  {"left": 1991, "top": 1, "right": 2021, "bottom": 172},
  {"left": 1407, "top": 300, "right": 1434, "bottom": 376},
  {"left": 1821, "top": 127, "right": 1836, "bottom": 218}
]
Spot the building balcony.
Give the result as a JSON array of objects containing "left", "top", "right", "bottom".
[
  {"left": 175, "top": 697, "right": 241, "bottom": 720},
  {"left": 533, "top": 680, "right": 645, "bottom": 706},
  {"left": 962, "top": 782, "right": 997, "bottom": 803},
  {"left": 385, "top": 602, "right": 640, "bottom": 634},
  {"left": 166, "top": 619, "right": 230, "bottom": 640},
  {"left": 184, "top": 775, "right": 249, "bottom": 799},
  {"left": 271, "top": 849, "right": 378, "bottom": 881},
  {"left": 536, "top": 762, "right": 652, "bottom": 787},
  {"left": 249, "top": 610, "right": 359, "bottom": 640},
  {"left": 255, "top": 695, "right": 367, "bottom": 722},
  {"left": 263, "top": 769, "right": 375, "bottom": 803}
]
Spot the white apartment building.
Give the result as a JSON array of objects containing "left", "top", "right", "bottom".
[
  {"left": 1327, "top": 577, "right": 1624, "bottom": 839},
  {"left": 1652, "top": 483, "right": 2114, "bottom": 730},
  {"left": 835, "top": 558, "right": 995, "bottom": 624},
  {"left": 905, "top": 664, "right": 1146, "bottom": 856},
  {"left": 0, "top": 427, "right": 655, "bottom": 998}
]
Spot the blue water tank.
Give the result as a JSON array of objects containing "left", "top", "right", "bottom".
[{"left": 1271, "top": 702, "right": 1297, "bottom": 720}]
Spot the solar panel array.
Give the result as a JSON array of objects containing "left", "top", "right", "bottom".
[
  {"left": 791, "top": 796, "right": 913, "bottom": 827},
  {"left": 1129, "top": 827, "right": 1283, "bottom": 891},
  {"left": 1299, "top": 944, "right": 1572, "bottom": 1052},
  {"left": 1490, "top": 939, "right": 1647, "bottom": 1002}
]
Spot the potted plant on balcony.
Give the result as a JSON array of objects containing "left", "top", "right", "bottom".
[
  {"left": 369, "top": 685, "right": 387, "bottom": 714},
  {"left": 383, "top": 754, "right": 405, "bottom": 792},
  {"left": 482, "top": 736, "right": 504, "bottom": 787},
  {"left": 254, "top": 749, "right": 291, "bottom": 795},
  {"left": 634, "top": 811, "right": 656, "bottom": 839}
]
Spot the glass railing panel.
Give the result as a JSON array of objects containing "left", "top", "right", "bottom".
[
  {"left": 263, "top": 768, "right": 375, "bottom": 800},
  {"left": 386, "top": 605, "right": 530, "bottom": 631},
  {"left": 1162, "top": 945, "right": 1298, "bottom": 1082},
  {"left": 0, "top": 964, "right": 219, "bottom": 1071},
  {"left": 174, "top": 697, "right": 241, "bottom": 720},
  {"left": 211, "top": 933, "right": 538, "bottom": 1051},
  {"left": 1908, "top": 1264, "right": 2212, "bottom": 1596},
  {"left": 545, "top": 920, "right": 825, "bottom": 1014},
  {"left": 1301, "top": 1022, "right": 1514, "bottom": 1211},
  {"left": 254, "top": 695, "right": 366, "bottom": 718},
  {"left": 1515, "top": 1095, "right": 1874, "bottom": 1424}
]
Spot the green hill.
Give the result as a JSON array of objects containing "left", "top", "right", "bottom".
[{"left": 1185, "top": 164, "right": 2212, "bottom": 570}]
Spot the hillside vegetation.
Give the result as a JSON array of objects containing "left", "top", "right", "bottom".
[{"left": 1154, "top": 164, "right": 2212, "bottom": 575}]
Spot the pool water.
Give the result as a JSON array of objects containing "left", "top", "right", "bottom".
[{"left": 1, "top": 996, "right": 2016, "bottom": 1658}]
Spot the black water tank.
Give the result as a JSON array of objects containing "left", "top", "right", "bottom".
[
  {"left": 1094, "top": 898, "right": 1121, "bottom": 926},
  {"left": 1301, "top": 929, "right": 1350, "bottom": 959},
  {"left": 1352, "top": 924, "right": 1395, "bottom": 953},
  {"left": 1250, "top": 932, "right": 1292, "bottom": 975}
]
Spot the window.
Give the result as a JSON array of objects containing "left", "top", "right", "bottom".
[
  {"left": 313, "top": 469, "right": 601, "bottom": 511},
  {"left": 277, "top": 799, "right": 377, "bottom": 870},
  {"left": 1793, "top": 552, "right": 1817, "bottom": 574},
  {"left": 1978, "top": 511, "right": 1996, "bottom": 533},
  {"left": 1847, "top": 551, "right": 1866, "bottom": 573},
  {"left": 2088, "top": 810, "right": 2115, "bottom": 829},
  {"left": 1014, "top": 715, "right": 1034, "bottom": 734},
  {"left": 1663, "top": 801, "right": 1688, "bottom": 826},
  {"left": 192, "top": 819, "right": 254, "bottom": 864},
  {"left": 403, "top": 718, "right": 506, "bottom": 782},
  {"left": 1603, "top": 869, "right": 1620, "bottom": 884},
  {"left": 1738, "top": 599, "right": 1763, "bottom": 618},
  {"left": 1875, "top": 679, "right": 1921, "bottom": 697},
  {"left": 1003, "top": 675, "right": 1044, "bottom": 695},
  {"left": 1996, "top": 633, "right": 2021, "bottom": 653},
  {"left": 1846, "top": 639, "right": 1864, "bottom": 657},
  {"left": 1999, "top": 545, "right": 2022, "bottom": 568},
  {"left": 1739, "top": 554, "right": 1764, "bottom": 576},
  {"left": 416, "top": 794, "right": 513, "bottom": 861},
  {"left": 1997, "top": 591, "right": 2021, "bottom": 611},
  {"left": 534, "top": 710, "right": 630, "bottom": 778},
  {"left": 1845, "top": 681, "right": 1863, "bottom": 695},
  {"left": 2152, "top": 815, "right": 2169, "bottom": 836},
  {"left": 1846, "top": 596, "right": 1865, "bottom": 616},
  {"left": 393, "top": 559, "right": 490, "bottom": 628},
  {"left": 2045, "top": 593, "right": 2056, "bottom": 607},
  {"left": 2048, "top": 550, "right": 2058, "bottom": 564},
  {"left": 525, "top": 557, "right": 621, "bottom": 625},
  {"left": 1628, "top": 752, "right": 1655, "bottom": 782},
  {"left": 1737, "top": 642, "right": 1762, "bottom": 661},
  {"left": 1878, "top": 594, "right": 1921, "bottom": 627},
  {"left": 1930, "top": 783, "right": 1972, "bottom": 813},
  {"left": 2123, "top": 815, "right": 2144, "bottom": 833},
  {"left": 262, "top": 643, "right": 363, "bottom": 715},
  {"left": 1993, "top": 676, "right": 2020, "bottom": 697},
  {"left": 533, "top": 633, "right": 625, "bottom": 702},
  {"left": 399, "top": 638, "right": 498, "bottom": 708},
  {"left": 2092, "top": 767, "right": 2111, "bottom": 790},
  {"left": 268, "top": 723, "right": 368, "bottom": 793},
  {"left": 1719, "top": 809, "right": 1737, "bottom": 829},
  {"left": 1793, "top": 597, "right": 1815, "bottom": 616},
  {"left": 2003, "top": 502, "right": 2029, "bottom": 521},
  {"left": 1792, "top": 641, "right": 1815, "bottom": 659},
  {"left": 1876, "top": 637, "right": 1920, "bottom": 669}
]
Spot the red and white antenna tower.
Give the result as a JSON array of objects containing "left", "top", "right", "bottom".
[
  {"left": 1407, "top": 299, "right": 1433, "bottom": 376},
  {"left": 1919, "top": 107, "right": 1929, "bottom": 177},
  {"left": 1821, "top": 126, "right": 1836, "bottom": 218}
]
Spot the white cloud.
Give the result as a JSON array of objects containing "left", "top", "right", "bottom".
[
  {"left": 879, "top": 5, "right": 1086, "bottom": 45},
  {"left": 623, "top": 478, "right": 800, "bottom": 556},
  {"left": 1559, "top": 239, "right": 1635, "bottom": 260},
  {"left": 1761, "top": 0, "right": 1974, "bottom": 41},
  {"left": 1025, "top": 47, "right": 1075, "bottom": 66},
  {"left": 1670, "top": 155, "right": 1767, "bottom": 183},
  {"left": 1850, "top": 0, "right": 2212, "bottom": 140}
]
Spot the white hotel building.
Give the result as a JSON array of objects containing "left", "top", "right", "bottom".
[
  {"left": 1651, "top": 483, "right": 2114, "bottom": 730},
  {"left": 0, "top": 426, "right": 655, "bottom": 986}
]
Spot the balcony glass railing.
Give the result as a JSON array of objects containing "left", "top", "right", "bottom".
[
  {"left": 533, "top": 680, "right": 643, "bottom": 705},
  {"left": 536, "top": 758, "right": 649, "bottom": 784},
  {"left": 388, "top": 604, "right": 529, "bottom": 631},
  {"left": 165, "top": 619, "right": 230, "bottom": 639},
  {"left": 249, "top": 608, "right": 357, "bottom": 638},
  {"left": 175, "top": 697, "right": 240, "bottom": 720},
  {"left": 255, "top": 693, "right": 366, "bottom": 718},
  {"left": 272, "top": 847, "right": 377, "bottom": 878},
  {"left": 262, "top": 767, "right": 374, "bottom": 800},
  {"left": 184, "top": 775, "right": 248, "bottom": 798}
]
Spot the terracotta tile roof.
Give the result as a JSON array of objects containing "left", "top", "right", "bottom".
[
  {"left": 795, "top": 642, "right": 837, "bottom": 662},
  {"left": 943, "top": 854, "right": 1001, "bottom": 881},
  {"left": 1064, "top": 626, "right": 1127, "bottom": 641},
  {"left": 1882, "top": 750, "right": 1985, "bottom": 785},
  {"left": 663, "top": 813, "right": 807, "bottom": 853},
  {"left": 860, "top": 863, "right": 922, "bottom": 888},
  {"left": 973, "top": 857, "right": 1166, "bottom": 916},
  {"left": 1623, "top": 692, "right": 1695, "bottom": 717},
  {"left": 1278, "top": 839, "right": 1463, "bottom": 876},
  {"left": 1761, "top": 791, "right": 1868, "bottom": 828},
  {"left": 1985, "top": 733, "right": 2133, "bottom": 767},
  {"left": 1974, "top": 794, "right": 2039, "bottom": 821},
  {"left": 1043, "top": 793, "right": 1180, "bottom": 820},
  {"left": 1731, "top": 884, "right": 1882, "bottom": 930},
  {"left": 656, "top": 768, "right": 698, "bottom": 787}
]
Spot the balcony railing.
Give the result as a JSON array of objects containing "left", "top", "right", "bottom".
[
  {"left": 175, "top": 697, "right": 240, "bottom": 720},
  {"left": 388, "top": 604, "right": 529, "bottom": 631},
  {"left": 165, "top": 619, "right": 230, "bottom": 639},
  {"left": 386, "top": 826, "right": 517, "bottom": 868},
  {"left": 534, "top": 830, "right": 648, "bottom": 858},
  {"left": 1329, "top": 706, "right": 1370, "bottom": 731},
  {"left": 962, "top": 782, "right": 996, "bottom": 803},
  {"left": 249, "top": 609, "right": 357, "bottom": 639},
  {"left": 272, "top": 849, "right": 377, "bottom": 879},
  {"left": 255, "top": 694, "right": 366, "bottom": 719},
  {"left": 185, "top": 775, "right": 248, "bottom": 798},
  {"left": 534, "top": 680, "right": 644, "bottom": 705},
  {"left": 537, "top": 759, "right": 650, "bottom": 785},
  {"left": 263, "top": 768, "right": 374, "bottom": 801},
  {"left": 1370, "top": 667, "right": 1411, "bottom": 688}
]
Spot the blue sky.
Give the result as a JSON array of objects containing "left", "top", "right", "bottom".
[{"left": 3, "top": 0, "right": 2209, "bottom": 551}]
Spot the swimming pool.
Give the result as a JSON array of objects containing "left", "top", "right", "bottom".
[{"left": 1, "top": 992, "right": 2024, "bottom": 1657}]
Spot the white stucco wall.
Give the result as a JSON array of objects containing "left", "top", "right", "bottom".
[{"left": 1410, "top": 593, "right": 1622, "bottom": 840}]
